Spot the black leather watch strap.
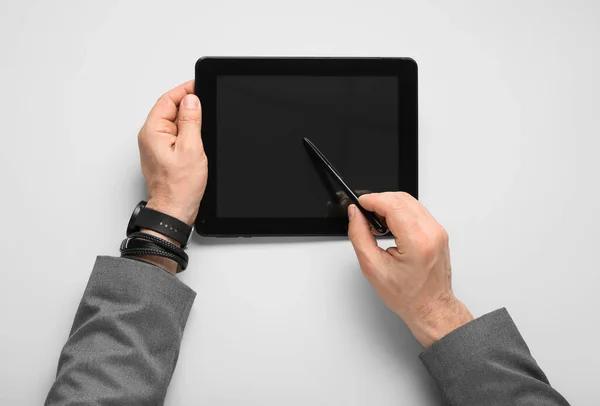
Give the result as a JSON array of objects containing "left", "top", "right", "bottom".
[{"left": 131, "top": 207, "right": 192, "bottom": 246}]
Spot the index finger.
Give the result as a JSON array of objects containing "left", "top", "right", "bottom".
[{"left": 146, "top": 80, "right": 195, "bottom": 124}]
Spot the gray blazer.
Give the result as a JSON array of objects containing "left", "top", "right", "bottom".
[{"left": 45, "top": 256, "right": 570, "bottom": 405}]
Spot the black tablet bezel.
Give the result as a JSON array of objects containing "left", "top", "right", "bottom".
[{"left": 194, "top": 57, "right": 418, "bottom": 236}]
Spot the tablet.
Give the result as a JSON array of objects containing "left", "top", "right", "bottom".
[{"left": 194, "top": 57, "right": 418, "bottom": 236}]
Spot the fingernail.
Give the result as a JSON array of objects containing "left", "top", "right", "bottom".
[
  {"left": 348, "top": 205, "right": 356, "bottom": 219},
  {"left": 182, "top": 94, "right": 200, "bottom": 109}
]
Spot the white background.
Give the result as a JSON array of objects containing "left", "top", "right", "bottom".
[{"left": 1, "top": 0, "right": 599, "bottom": 404}]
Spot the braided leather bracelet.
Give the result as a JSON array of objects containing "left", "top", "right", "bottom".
[
  {"left": 128, "top": 231, "right": 189, "bottom": 262},
  {"left": 120, "top": 238, "right": 188, "bottom": 271}
]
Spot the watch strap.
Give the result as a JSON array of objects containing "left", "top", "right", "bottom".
[{"left": 131, "top": 207, "right": 191, "bottom": 246}]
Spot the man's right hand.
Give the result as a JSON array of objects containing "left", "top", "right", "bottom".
[{"left": 347, "top": 192, "right": 474, "bottom": 349}]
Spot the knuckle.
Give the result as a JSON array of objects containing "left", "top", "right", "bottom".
[
  {"left": 151, "top": 95, "right": 171, "bottom": 114},
  {"left": 137, "top": 128, "right": 147, "bottom": 145},
  {"left": 361, "top": 263, "right": 378, "bottom": 278},
  {"left": 198, "top": 152, "right": 208, "bottom": 166},
  {"left": 178, "top": 113, "right": 201, "bottom": 125},
  {"left": 347, "top": 228, "right": 360, "bottom": 243},
  {"left": 420, "top": 242, "right": 437, "bottom": 262},
  {"left": 414, "top": 226, "right": 447, "bottom": 261},
  {"left": 390, "top": 192, "right": 410, "bottom": 207},
  {"left": 360, "top": 252, "right": 383, "bottom": 277},
  {"left": 437, "top": 226, "right": 449, "bottom": 245},
  {"left": 394, "top": 192, "right": 413, "bottom": 206},
  {"left": 155, "top": 127, "right": 174, "bottom": 137},
  {"left": 391, "top": 199, "right": 407, "bottom": 211},
  {"left": 413, "top": 230, "right": 436, "bottom": 259},
  {"left": 156, "top": 93, "right": 170, "bottom": 106},
  {"left": 155, "top": 121, "right": 177, "bottom": 136}
]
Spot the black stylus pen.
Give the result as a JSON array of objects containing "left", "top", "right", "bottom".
[{"left": 303, "top": 138, "right": 389, "bottom": 235}]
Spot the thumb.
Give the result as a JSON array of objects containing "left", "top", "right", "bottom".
[
  {"left": 177, "top": 94, "right": 203, "bottom": 148},
  {"left": 347, "top": 205, "right": 384, "bottom": 274}
]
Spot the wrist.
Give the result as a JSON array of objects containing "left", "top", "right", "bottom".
[
  {"left": 406, "top": 295, "right": 474, "bottom": 349},
  {"left": 135, "top": 253, "right": 179, "bottom": 275},
  {"left": 124, "top": 200, "right": 192, "bottom": 275},
  {"left": 123, "top": 233, "right": 183, "bottom": 275}
]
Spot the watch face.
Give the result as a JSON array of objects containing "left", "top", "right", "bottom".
[{"left": 126, "top": 200, "right": 147, "bottom": 236}]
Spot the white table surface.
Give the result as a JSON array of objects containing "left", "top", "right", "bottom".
[{"left": 1, "top": 1, "right": 599, "bottom": 404}]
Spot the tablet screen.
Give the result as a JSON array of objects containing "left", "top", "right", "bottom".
[{"left": 216, "top": 75, "right": 399, "bottom": 218}]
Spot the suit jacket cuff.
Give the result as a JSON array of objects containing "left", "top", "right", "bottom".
[
  {"left": 87, "top": 255, "right": 196, "bottom": 330},
  {"left": 419, "top": 308, "right": 545, "bottom": 404}
]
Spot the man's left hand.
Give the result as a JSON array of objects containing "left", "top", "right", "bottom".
[{"left": 138, "top": 80, "right": 207, "bottom": 226}]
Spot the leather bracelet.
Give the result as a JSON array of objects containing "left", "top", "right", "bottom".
[
  {"left": 120, "top": 238, "right": 188, "bottom": 270},
  {"left": 120, "top": 238, "right": 188, "bottom": 271},
  {"left": 121, "top": 250, "right": 185, "bottom": 272},
  {"left": 121, "top": 238, "right": 188, "bottom": 266},
  {"left": 128, "top": 231, "right": 189, "bottom": 261}
]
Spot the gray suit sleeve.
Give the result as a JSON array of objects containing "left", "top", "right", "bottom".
[
  {"left": 45, "top": 256, "right": 196, "bottom": 406},
  {"left": 420, "top": 308, "right": 570, "bottom": 406}
]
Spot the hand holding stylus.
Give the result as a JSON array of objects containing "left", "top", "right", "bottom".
[
  {"left": 303, "top": 138, "right": 388, "bottom": 234},
  {"left": 347, "top": 192, "right": 474, "bottom": 348}
]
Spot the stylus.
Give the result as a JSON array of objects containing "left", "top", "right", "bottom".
[{"left": 303, "top": 137, "right": 389, "bottom": 235}]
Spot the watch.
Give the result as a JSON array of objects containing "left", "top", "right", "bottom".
[{"left": 126, "top": 201, "right": 194, "bottom": 247}]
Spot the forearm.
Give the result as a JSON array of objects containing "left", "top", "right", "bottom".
[
  {"left": 419, "top": 308, "right": 570, "bottom": 406},
  {"left": 45, "top": 256, "right": 196, "bottom": 406}
]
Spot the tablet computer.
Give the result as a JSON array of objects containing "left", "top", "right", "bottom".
[{"left": 194, "top": 57, "right": 417, "bottom": 236}]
